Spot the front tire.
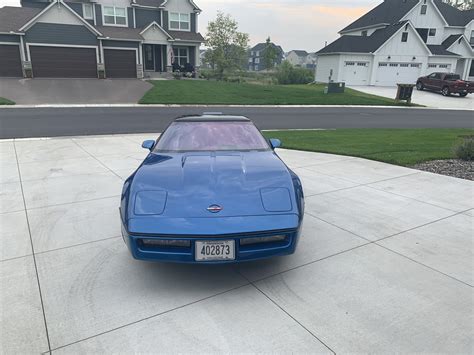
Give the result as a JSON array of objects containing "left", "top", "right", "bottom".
[
  {"left": 459, "top": 93, "right": 468, "bottom": 97},
  {"left": 416, "top": 81, "right": 424, "bottom": 91},
  {"left": 441, "top": 86, "right": 450, "bottom": 97}
]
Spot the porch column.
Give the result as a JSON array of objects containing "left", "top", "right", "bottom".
[
  {"left": 194, "top": 45, "right": 200, "bottom": 68},
  {"left": 463, "top": 59, "right": 471, "bottom": 80},
  {"left": 166, "top": 44, "right": 173, "bottom": 72}
]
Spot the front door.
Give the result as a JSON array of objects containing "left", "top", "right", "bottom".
[{"left": 144, "top": 44, "right": 155, "bottom": 71}]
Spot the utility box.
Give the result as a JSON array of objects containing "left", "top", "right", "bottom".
[
  {"left": 327, "top": 82, "right": 345, "bottom": 94},
  {"left": 396, "top": 84, "right": 415, "bottom": 103}
]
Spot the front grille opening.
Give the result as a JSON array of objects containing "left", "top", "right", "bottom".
[
  {"left": 240, "top": 235, "right": 287, "bottom": 246},
  {"left": 139, "top": 239, "right": 191, "bottom": 249}
]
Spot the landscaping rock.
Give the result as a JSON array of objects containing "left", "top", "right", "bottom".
[{"left": 412, "top": 159, "right": 473, "bottom": 181}]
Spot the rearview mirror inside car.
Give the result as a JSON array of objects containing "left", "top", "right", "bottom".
[{"left": 142, "top": 140, "right": 155, "bottom": 151}]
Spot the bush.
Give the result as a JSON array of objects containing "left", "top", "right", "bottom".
[
  {"left": 454, "top": 137, "right": 474, "bottom": 161},
  {"left": 276, "top": 61, "right": 314, "bottom": 85}
]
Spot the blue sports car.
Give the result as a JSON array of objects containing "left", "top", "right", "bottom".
[{"left": 120, "top": 114, "right": 304, "bottom": 263}]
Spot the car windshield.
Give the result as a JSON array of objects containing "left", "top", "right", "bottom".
[
  {"left": 445, "top": 74, "right": 461, "bottom": 81},
  {"left": 154, "top": 121, "right": 270, "bottom": 152}
]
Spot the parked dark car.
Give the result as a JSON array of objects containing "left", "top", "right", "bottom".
[{"left": 416, "top": 73, "right": 474, "bottom": 97}]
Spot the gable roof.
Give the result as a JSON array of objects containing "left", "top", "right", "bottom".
[
  {"left": 427, "top": 45, "right": 459, "bottom": 56},
  {"left": 167, "top": 30, "right": 204, "bottom": 42},
  {"left": 19, "top": 1, "right": 102, "bottom": 36},
  {"left": 160, "top": 0, "right": 201, "bottom": 12},
  {"left": 433, "top": 0, "right": 474, "bottom": 26},
  {"left": 290, "top": 50, "right": 309, "bottom": 57},
  {"left": 340, "top": 0, "right": 418, "bottom": 33},
  {"left": 251, "top": 42, "right": 284, "bottom": 54},
  {"left": 442, "top": 34, "right": 463, "bottom": 49},
  {"left": 0, "top": 6, "right": 41, "bottom": 33},
  {"left": 341, "top": 0, "right": 473, "bottom": 33},
  {"left": 319, "top": 21, "right": 407, "bottom": 54}
]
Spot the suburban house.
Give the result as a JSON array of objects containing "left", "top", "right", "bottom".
[
  {"left": 315, "top": 0, "right": 474, "bottom": 86},
  {"left": 0, "top": 0, "right": 204, "bottom": 79},
  {"left": 286, "top": 50, "right": 317, "bottom": 69},
  {"left": 248, "top": 42, "right": 284, "bottom": 71}
]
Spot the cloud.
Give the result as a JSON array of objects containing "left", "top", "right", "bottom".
[{"left": 199, "top": 1, "right": 376, "bottom": 51}]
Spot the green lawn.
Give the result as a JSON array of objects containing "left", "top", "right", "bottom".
[
  {"left": 0, "top": 97, "right": 14, "bottom": 105},
  {"left": 139, "top": 81, "right": 412, "bottom": 106},
  {"left": 262, "top": 129, "right": 474, "bottom": 166}
]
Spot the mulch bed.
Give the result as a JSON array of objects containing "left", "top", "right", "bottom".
[{"left": 411, "top": 159, "right": 473, "bottom": 181}]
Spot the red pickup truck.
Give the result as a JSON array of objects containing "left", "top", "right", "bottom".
[{"left": 416, "top": 73, "right": 474, "bottom": 97}]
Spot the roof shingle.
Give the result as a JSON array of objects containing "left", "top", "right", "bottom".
[
  {"left": 0, "top": 6, "right": 42, "bottom": 33},
  {"left": 95, "top": 26, "right": 143, "bottom": 40},
  {"left": 318, "top": 22, "right": 406, "bottom": 54},
  {"left": 427, "top": 45, "right": 459, "bottom": 56}
]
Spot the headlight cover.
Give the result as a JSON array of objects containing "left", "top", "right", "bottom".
[
  {"left": 260, "top": 187, "right": 292, "bottom": 212},
  {"left": 134, "top": 190, "right": 168, "bottom": 215}
]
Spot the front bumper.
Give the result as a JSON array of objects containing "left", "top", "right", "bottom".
[{"left": 122, "top": 226, "right": 301, "bottom": 264}]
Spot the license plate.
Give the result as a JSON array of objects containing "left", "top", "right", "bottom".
[{"left": 195, "top": 240, "right": 235, "bottom": 261}]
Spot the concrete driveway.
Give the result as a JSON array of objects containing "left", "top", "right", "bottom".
[
  {"left": 1, "top": 135, "right": 473, "bottom": 353},
  {"left": 0, "top": 79, "right": 152, "bottom": 105},
  {"left": 351, "top": 85, "right": 474, "bottom": 110}
]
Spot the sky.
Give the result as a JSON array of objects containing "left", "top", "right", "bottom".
[{"left": 0, "top": 0, "right": 380, "bottom": 52}]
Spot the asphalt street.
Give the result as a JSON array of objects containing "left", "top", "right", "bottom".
[{"left": 0, "top": 106, "right": 472, "bottom": 139}]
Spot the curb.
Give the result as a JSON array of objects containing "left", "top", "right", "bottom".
[{"left": 0, "top": 103, "right": 472, "bottom": 111}]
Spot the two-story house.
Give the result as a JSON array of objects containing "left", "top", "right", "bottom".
[
  {"left": 315, "top": 0, "right": 473, "bottom": 86},
  {"left": 286, "top": 50, "right": 317, "bottom": 69},
  {"left": 0, "top": 0, "right": 204, "bottom": 79},
  {"left": 248, "top": 42, "right": 284, "bottom": 72}
]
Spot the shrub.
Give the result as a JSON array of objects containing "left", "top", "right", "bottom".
[
  {"left": 172, "top": 72, "right": 182, "bottom": 80},
  {"left": 454, "top": 137, "right": 474, "bottom": 161},
  {"left": 276, "top": 61, "right": 314, "bottom": 85}
]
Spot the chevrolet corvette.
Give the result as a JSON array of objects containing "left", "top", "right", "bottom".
[{"left": 120, "top": 114, "right": 304, "bottom": 263}]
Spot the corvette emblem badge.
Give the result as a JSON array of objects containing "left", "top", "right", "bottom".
[{"left": 207, "top": 205, "right": 223, "bottom": 213}]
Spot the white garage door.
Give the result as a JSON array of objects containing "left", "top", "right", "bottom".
[
  {"left": 341, "top": 61, "right": 370, "bottom": 85},
  {"left": 427, "top": 63, "right": 451, "bottom": 74},
  {"left": 375, "top": 63, "right": 421, "bottom": 86}
]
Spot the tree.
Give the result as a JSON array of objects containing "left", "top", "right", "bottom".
[
  {"left": 263, "top": 37, "right": 279, "bottom": 70},
  {"left": 204, "top": 12, "right": 249, "bottom": 79},
  {"left": 442, "top": 0, "right": 473, "bottom": 10}
]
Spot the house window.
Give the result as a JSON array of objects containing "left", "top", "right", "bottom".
[
  {"left": 250, "top": 51, "right": 254, "bottom": 56},
  {"left": 379, "top": 63, "right": 388, "bottom": 67},
  {"left": 429, "top": 28, "right": 436, "bottom": 37},
  {"left": 428, "top": 64, "right": 437, "bottom": 68},
  {"left": 389, "top": 63, "right": 398, "bottom": 67},
  {"left": 248, "top": 58, "right": 252, "bottom": 63},
  {"left": 438, "top": 64, "right": 449, "bottom": 68},
  {"left": 83, "top": 3, "right": 93, "bottom": 20},
  {"left": 420, "top": 4, "right": 427, "bottom": 14},
  {"left": 103, "top": 6, "right": 127, "bottom": 26},
  {"left": 345, "top": 62, "right": 355, "bottom": 66},
  {"left": 255, "top": 58, "right": 260, "bottom": 64},
  {"left": 400, "top": 63, "right": 409, "bottom": 67},
  {"left": 254, "top": 65, "right": 259, "bottom": 71},
  {"left": 170, "top": 12, "right": 190, "bottom": 31},
  {"left": 411, "top": 64, "right": 420, "bottom": 68},
  {"left": 470, "top": 30, "right": 474, "bottom": 46},
  {"left": 401, "top": 32, "right": 408, "bottom": 42},
  {"left": 173, "top": 47, "right": 189, "bottom": 66},
  {"left": 361, "top": 30, "right": 368, "bottom": 37},
  {"left": 256, "top": 51, "right": 260, "bottom": 57},
  {"left": 357, "top": 62, "right": 367, "bottom": 67}
]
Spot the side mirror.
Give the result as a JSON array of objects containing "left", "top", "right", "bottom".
[
  {"left": 269, "top": 138, "right": 282, "bottom": 150},
  {"left": 142, "top": 140, "right": 155, "bottom": 151}
]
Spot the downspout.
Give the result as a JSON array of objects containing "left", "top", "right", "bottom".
[{"left": 133, "top": 7, "right": 136, "bottom": 29}]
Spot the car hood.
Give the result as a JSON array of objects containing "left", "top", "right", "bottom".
[{"left": 126, "top": 151, "right": 296, "bottom": 219}]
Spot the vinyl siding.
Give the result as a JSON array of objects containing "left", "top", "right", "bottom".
[
  {"left": 0, "top": 34, "right": 21, "bottom": 43},
  {"left": 95, "top": 4, "right": 102, "bottom": 26},
  {"left": 135, "top": 9, "right": 161, "bottom": 28},
  {"left": 20, "top": 0, "right": 49, "bottom": 9},
  {"left": 25, "top": 23, "right": 98, "bottom": 46},
  {"left": 163, "top": 11, "right": 169, "bottom": 30},
  {"left": 102, "top": 40, "right": 138, "bottom": 48},
  {"left": 66, "top": 2, "right": 83, "bottom": 17},
  {"left": 128, "top": 8, "right": 134, "bottom": 28},
  {"left": 191, "top": 13, "right": 196, "bottom": 32}
]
